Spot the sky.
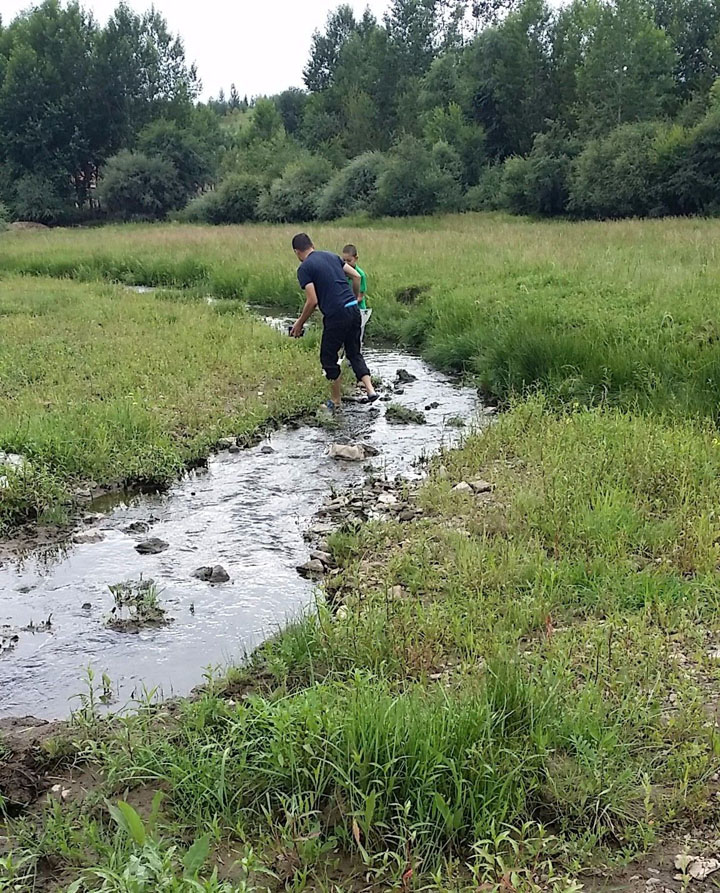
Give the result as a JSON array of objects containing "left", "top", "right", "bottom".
[{"left": 1, "top": 0, "right": 391, "bottom": 100}]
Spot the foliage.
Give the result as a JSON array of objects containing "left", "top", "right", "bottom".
[
  {"left": 258, "top": 155, "right": 334, "bottom": 222},
  {"left": 568, "top": 121, "right": 668, "bottom": 219},
  {"left": 138, "top": 119, "right": 216, "bottom": 202},
  {"left": 315, "top": 151, "right": 387, "bottom": 219},
  {"left": 12, "top": 175, "right": 68, "bottom": 224},
  {"left": 184, "top": 175, "right": 263, "bottom": 224},
  {"left": 374, "top": 135, "right": 463, "bottom": 216},
  {"left": 100, "top": 151, "right": 184, "bottom": 220}
]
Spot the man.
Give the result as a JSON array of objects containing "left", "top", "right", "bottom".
[{"left": 290, "top": 233, "right": 379, "bottom": 411}]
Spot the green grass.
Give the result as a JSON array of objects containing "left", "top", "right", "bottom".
[
  {"left": 5, "top": 399, "right": 720, "bottom": 889},
  {"left": 4, "top": 215, "right": 720, "bottom": 888},
  {"left": 4, "top": 214, "right": 720, "bottom": 414},
  {"left": 0, "top": 275, "right": 323, "bottom": 534}
]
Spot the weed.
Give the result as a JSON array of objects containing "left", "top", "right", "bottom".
[{"left": 386, "top": 403, "right": 427, "bottom": 424}]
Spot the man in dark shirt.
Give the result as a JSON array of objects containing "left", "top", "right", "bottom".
[{"left": 290, "top": 232, "right": 378, "bottom": 411}]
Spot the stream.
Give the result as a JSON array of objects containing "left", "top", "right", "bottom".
[{"left": 0, "top": 314, "right": 482, "bottom": 719}]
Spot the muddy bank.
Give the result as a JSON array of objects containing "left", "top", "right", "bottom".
[{"left": 0, "top": 347, "right": 482, "bottom": 719}]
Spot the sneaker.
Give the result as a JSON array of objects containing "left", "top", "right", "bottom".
[
  {"left": 364, "top": 393, "right": 380, "bottom": 404},
  {"left": 324, "top": 400, "right": 339, "bottom": 412}
]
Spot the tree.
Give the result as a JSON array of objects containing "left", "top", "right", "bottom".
[
  {"left": 99, "top": 150, "right": 183, "bottom": 220},
  {"left": 229, "top": 83, "right": 241, "bottom": 111},
  {"left": 138, "top": 118, "right": 214, "bottom": 201},
  {"left": 574, "top": 0, "right": 676, "bottom": 135},
  {"left": 303, "top": 5, "right": 358, "bottom": 92},
  {"left": 462, "top": 0, "right": 556, "bottom": 158},
  {"left": 275, "top": 88, "right": 308, "bottom": 136}
]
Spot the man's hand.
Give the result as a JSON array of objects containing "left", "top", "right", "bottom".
[{"left": 290, "top": 320, "right": 304, "bottom": 338}]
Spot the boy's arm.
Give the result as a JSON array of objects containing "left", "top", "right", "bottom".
[{"left": 343, "top": 263, "right": 361, "bottom": 299}]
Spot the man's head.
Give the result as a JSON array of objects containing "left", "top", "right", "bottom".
[
  {"left": 342, "top": 243, "right": 358, "bottom": 268},
  {"left": 292, "top": 232, "right": 314, "bottom": 261}
]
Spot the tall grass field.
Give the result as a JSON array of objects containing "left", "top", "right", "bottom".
[
  {"left": 3, "top": 213, "right": 720, "bottom": 414},
  {"left": 2, "top": 213, "right": 720, "bottom": 891}
]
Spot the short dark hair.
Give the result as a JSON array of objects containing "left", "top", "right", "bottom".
[
  {"left": 292, "top": 233, "right": 313, "bottom": 251},
  {"left": 342, "top": 244, "right": 358, "bottom": 257}
]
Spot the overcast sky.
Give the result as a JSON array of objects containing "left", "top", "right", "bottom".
[{"left": 2, "top": 0, "right": 391, "bottom": 100}]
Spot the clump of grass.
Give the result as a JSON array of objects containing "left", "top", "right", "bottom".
[
  {"left": 108, "top": 579, "right": 167, "bottom": 630},
  {"left": 386, "top": 402, "right": 426, "bottom": 424}
]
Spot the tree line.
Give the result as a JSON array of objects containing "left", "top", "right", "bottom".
[{"left": 2, "top": 0, "right": 720, "bottom": 225}]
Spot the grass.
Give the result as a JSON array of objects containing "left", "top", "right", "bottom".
[
  {"left": 4, "top": 398, "right": 720, "bottom": 889},
  {"left": 4, "top": 214, "right": 720, "bottom": 414},
  {"left": 3, "top": 214, "right": 720, "bottom": 888},
  {"left": 0, "top": 275, "right": 323, "bottom": 534}
]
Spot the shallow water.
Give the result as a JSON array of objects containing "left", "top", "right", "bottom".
[{"left": 0, "top": 326, "right": 481, "bottom": 719}]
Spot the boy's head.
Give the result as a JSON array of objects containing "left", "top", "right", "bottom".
[{"left": 342, "top": 243, "right": 358, "bottom": 268}]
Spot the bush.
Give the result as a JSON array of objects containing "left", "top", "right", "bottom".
[
  {"left": 569, "top": 122, "right": 668, "bottom": 219},
  {"left": 13, "top": 175, "right": 68, "bottom": 224},
  {"left": 499, "top": 156, "right": 533, "bottom": 214},
  {"left": 257, "top": 155, "right": 333, "bottom": 222},
  {"left": 465, "top": 166, "right": 505, "bottom": 211},
  {"left": 522, "top": 129, "right": 575, "bottom": 216},
  {"left": 373, "top": 136, "right": 462, "bottom": 218},
  {"left": 100, "top": 151, "right": 184, "bottom": 221},
  {"left": 315, "top": 151, "right": 386, "bottom": 220},
  {"left": 0, "top": 201, "right": 9, "bottom": 230},
  {"left": 183, "top": 174, "right": 263, "bottom": 224},
  {"left": 670, "top": 109, "right": 720, "bottom": 214}
]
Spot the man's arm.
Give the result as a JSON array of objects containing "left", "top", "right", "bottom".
[
  {"left": 344, "top": 263, "right": 361, "bottom": 299},
  {"left": 290, "top": 284, "right": 318, "bottom": 337}
]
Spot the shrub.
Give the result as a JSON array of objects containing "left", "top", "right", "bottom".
[
  {"left": 499, "top": 156, "right": 533, "bottom": 215},
  {"left": 315, "top": 151, "right": 386, "bottom": 220},
  {"left": 183, "top": 174, "right": 263, "bottom": 224},
  {"left": 569, "top": 122, "right": 667, "bottom": 219},
  {"left": 465, "top": 166, "right": 504, "bottom": 211},
  {"left": 100, "top": 151, "right": 184, "bottom": 221},
  {"left": 12, "top": 175, "right": 68, "bottom": 224},
  {"left": 257, "top": 155, "right": 333, "bottom": 222},
  {"left": 0, "top": 201, "right": 9, "bottom": 230},
  {"left": 373, "top": 136, "right": 462, "bottom": 217},
  {"left": 522, "top": 129, "right": 575, "bottom": 216},
  {"left": 670, "top": 108, "right": 720, "bottom": 214}
]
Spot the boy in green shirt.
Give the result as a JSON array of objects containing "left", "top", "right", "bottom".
[{"left": 342, "top": 243, "right": 371, "bottom": 345}]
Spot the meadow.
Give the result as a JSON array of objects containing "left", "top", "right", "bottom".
[
  {"left": 4, "top": 213, "right": 720, "bottom": 414},
  {"left": 3, "top": 214, "right": 720, "bottom": 890}
]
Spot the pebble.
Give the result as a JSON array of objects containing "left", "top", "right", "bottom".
[
  {"left": 82, "top": 602, "right": 92, "bottom": 610},
  {"left": 124, "top": 521, "right": 150, "bottom": 535},
  {"left": 470, "top": 479, "right": 494, "bottom": 493}
]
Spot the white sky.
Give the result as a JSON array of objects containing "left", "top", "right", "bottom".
[{"left": 1, "top": 0, "right": 391, "bottom": 100}]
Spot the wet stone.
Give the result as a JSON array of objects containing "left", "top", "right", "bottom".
[
  {"left": 73, "top": 530, "right": 105, "bottom": 545},
  {"left": 81, "top": 603, "right": 92, "bottom": 611},
  {"left": 310, "top": 550, "right": 334, "bottom": 567},
  {"left": 297, "top": 559, "right": 325, "bottom": 579},
  {"left": 425, "top": 401, "right": 440, "bottom": 410},
  {"left": 193, "top": 565, "right": 230, "bottom": 583},
  {"left": 124, "top": 521, "right": 150, "bottom": 535},
  {"left": 261, "top": 445, "right": 275, "bottom": 454},
  {"left": 135, "top": 538, "right": 169, "bottom": 555},
  {"left": 395, "top": 368, "right": 417, "bottom": 384}
]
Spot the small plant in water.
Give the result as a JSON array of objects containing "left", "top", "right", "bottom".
[
  {"left": 386, "top": 402, "right": 427, "bottom": 425},
  {"left": 107, "top": 577, "right": 167, "bottom": 631}
]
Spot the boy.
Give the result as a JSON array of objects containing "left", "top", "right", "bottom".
[{"left": 342, "top": 244, "right": 372, "bottom": 346}]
